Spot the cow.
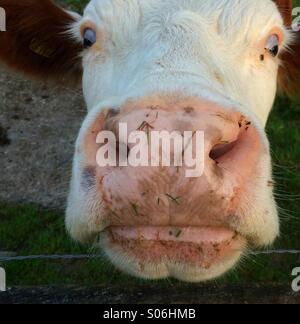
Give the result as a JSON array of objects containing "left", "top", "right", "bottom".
[{"left": 0, "top": 0, "right": 299, "bottom": 282}]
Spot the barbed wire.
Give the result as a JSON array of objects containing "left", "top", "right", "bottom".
[{"left": 0, "top": 250, "right": 300, "bottom": 262}]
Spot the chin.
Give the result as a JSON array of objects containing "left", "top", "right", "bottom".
[{"left": 98, "top": 226, "right": 246, "bottom": 282}]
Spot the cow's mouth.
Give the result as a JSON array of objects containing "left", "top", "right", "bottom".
[{"left": 99, "top": 226, "right": 246, "bottom": 281}]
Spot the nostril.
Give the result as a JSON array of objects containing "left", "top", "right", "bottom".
[{"left": 209, "top": 140, "right": 238, "bottom": 161}]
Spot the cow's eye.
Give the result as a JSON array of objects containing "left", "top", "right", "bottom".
[
  {"left": 83, "top": 28, "right": 96, "bottom": 49},
  {"left": 265, "top": 34, "right": 279, "bottom": 57}
]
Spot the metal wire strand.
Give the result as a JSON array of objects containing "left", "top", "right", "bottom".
[{"left": 1, "top": 250, "right": 300, "bottom": 262}]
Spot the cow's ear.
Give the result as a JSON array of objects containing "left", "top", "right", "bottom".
[
  {"left": 274, "top": 0, "right": 300, "bottom": 98},
  {"left": 0, "top": 0, "right": 83, "bottom": 84}
]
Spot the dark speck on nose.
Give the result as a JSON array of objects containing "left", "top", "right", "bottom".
[
  {"left": 106, "top": 108, "right": 120, "bottom": 119},
  {"left": 81, "top": 166, "right": 97, "bottom": 191},
  {"left": 184, "top": 106, "right": 195, "bottom": 114}
]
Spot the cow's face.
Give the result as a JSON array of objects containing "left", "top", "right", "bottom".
[
  {"left": 78, "top": 0, "right": 285, "bottom": 122},
  {"left": 67, "top": 0, "right": 286, "bottom": 281},
  {"left": 1, "top": 0, "right": 299, "bottom": 282}
]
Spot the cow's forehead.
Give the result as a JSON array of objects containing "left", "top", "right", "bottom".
[{"left": 83, "top": 0, "right": 283, "bottom": 38}]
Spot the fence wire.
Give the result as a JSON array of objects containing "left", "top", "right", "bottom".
[{"left": 0, "top": 250, "right": 300, "bottom": 262}]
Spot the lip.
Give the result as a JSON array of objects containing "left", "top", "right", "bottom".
[
  {"left": 103, "top": 226, "right": 246, "bottom": 269},
  {"left": 109, "top": 226, "right": 238, "bottom": 244}
]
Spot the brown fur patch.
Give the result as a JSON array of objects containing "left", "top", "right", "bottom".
[
  {"left": 273, "top": 0, "right": 293, "bottom": 26},
  {"left": 278, "top": 33, "right": 300, "bottom": 98},
  {"left": 0, "top": 0, "right": 83, "bottom": 84},
  {"left": 273, "top": 1, "right": 300, "bottom": 98}
]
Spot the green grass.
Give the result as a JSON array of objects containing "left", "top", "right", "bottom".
[
  {"left": 0, "top": 0, "right": 299, "bottom": 286},
  {"left": 0, "top": 204, "right": 140, "bottom": 286},
  {"left": 61, "top": 0, "right": 88, "bottom": 11}
]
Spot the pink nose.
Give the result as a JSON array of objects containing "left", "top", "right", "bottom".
[{"left": 81, "top": 97, "right": 263, "bottom": 228}]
